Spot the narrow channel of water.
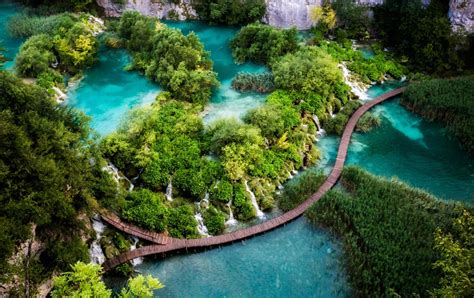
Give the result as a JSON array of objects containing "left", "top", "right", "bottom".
[{"left": 0, "top": 0, "right": 23, "bottom": 70}]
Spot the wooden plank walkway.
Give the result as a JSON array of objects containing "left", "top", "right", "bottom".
[{"left": 101, "top": 87, "right": 406, "bottom": 271}]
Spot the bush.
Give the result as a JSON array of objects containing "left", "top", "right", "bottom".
[
  {"left": 324, "top": 100, "right": 361, "bottom": 135},
  {"left": 233, "top": 184, "right": 255, "bottom": 220},
  {"left": 272, "top": 46, "right": 350, "bottom": 106},
  {"left": 203, "top": 207, "right": 225, "bottom": 235},
  {"left": 167, "top": 205, "right": 199, "bottom": 239},
  {"left": 121, "top": 189, "right": 168, "bottom": 232},
  {"left": 210, "top": 180, "right": 234, "bottom": 204},
  {"left": 230, "top": 23, "right": 298, "bottom": 64},
  {"left": 15, "top": 34, "right": 55, "bottom": 78}
]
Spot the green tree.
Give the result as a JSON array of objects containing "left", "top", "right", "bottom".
[
  {"left": 119, "top": 275, "right": 164, "bottom": 298},
  {"left": 51, "top": 262, "right": 111, "bottom": 297},
  {"left": 230, "top": 23, "right": 298, "bottom": 64},
  {"left": 194, "top": 0, "right": 266, "bottom": 25},
  {"left": 432, "top": 210, "right": 474, "bottom": 297}
]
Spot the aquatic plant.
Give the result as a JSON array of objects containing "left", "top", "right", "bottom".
[
  {"left": 231, "top": 72, "right": 275, "bottom": 93},
  {"left": 401, "top": 76, "right": 474, "bottom": 154},
  {"left": 306, "top": 166, "right": 471, "bottom": 296}
]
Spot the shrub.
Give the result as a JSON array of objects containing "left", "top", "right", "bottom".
[
  {"left": 203, "top": 207, "right": 226, "bottom": 235},
  {"left": 121, "top": 189, "right": 168, "bottom": 232}
]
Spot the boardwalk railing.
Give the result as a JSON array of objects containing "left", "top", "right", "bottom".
[{"left": 101, "top": 87, "right": 406, "bottom": 271}]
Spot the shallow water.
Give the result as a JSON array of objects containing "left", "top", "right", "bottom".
[
  {"left": 317, "top": 84, "right": 474, "bottom": 201},
  {"left": 67, "top": 48, "right": 160, "bottom": 135},
  {"left": 0, "top": 0, "right": 23, "bottom": 69},
  {"left": 111, "top": 218, "right": 350, "bottom": 298}
]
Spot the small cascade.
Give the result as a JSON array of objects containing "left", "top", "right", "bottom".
[
  {"left": 400, "top": 75, "right": 407, "bottom": 82},
  {"left": 194, "top": 197, "right": 210, "bottom": 237},
  {"left": 165, "top": 178, "right": 173, "bottom": 201},
  {"left": 52, "top": 86, "right": 67, "bottom": 103},
  {"left": 244, "top": 181, "right": 265, "bottom": 219},
  {"left": 328, "top": 105, "right": 335, "bottom": 118},
  {"left": 103, "top": 162, "right": 134, "bottom": 191},
  {"left": 90, "top": 216, "right": 106, "bottom": 265},
  {"left": 340, "top": 63, "right": 369, "bottom": 100},
  {"left": 129, "top": 237, "right": 143, "bottom": 266},
  {"left": 312, "top": 115, "right": 326, "bottom": 137},
  {"left": 225, "top": 200, "right": 238, "bottom": 226},
  {"left": 194, "top": 211, "right": 209, "bottom": 237}
]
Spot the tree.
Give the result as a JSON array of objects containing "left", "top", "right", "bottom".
[
  {"left": 310, "top": 4, "right": 337, "bottom": 33},
  {"left": 51, "top": 262, "right": 111, "bottom": 297},
  {"left": 230, "top": 23, "right": 298, "bottom": 64},
  {"left": 432, "top": 210, "right": 474, "bottom": 297},
  {"left": 52, "top": 262, "right": 164, "bottom": 298},
  {"left": 119, "top": 275, "right": 164, "bottom": 298}
]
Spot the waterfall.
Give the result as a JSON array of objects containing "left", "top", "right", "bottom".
[
  {"left": 312, "top": 115, "right": 326, "bottom": 136},
  {"left": 103, "top": 162, "right": 134, "bottom": 191},
  {"left": 130, "top": 237, "right": 143, "bottom": 266},
  {"left": 165, "top": 178, "right": 173, "bottom": 201},
  {"left": 244, "top": 181, "right": 265, "bottom": 219},
  {"left": 328, "top": 105, "right": 335, "bottom": 118},
  {"left": 194, "top": 197, "right": 210, "bottom": 237},
  {"left": 225, "top": 200, "right": 238, "bottom": 226},
  {"left": 400, "top": 75, "right": 407, "bottom": 82},
  {"left": 90, "top": 216, "right": 106, "bottom": 265},
  {"left": 340, "top": 63, "right": 369, "bottom": 100}
]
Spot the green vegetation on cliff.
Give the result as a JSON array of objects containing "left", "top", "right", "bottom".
[
  {"left": 0, "top": 71, "right": 118, "bottom": 294},
  {"left": 306, "top": 166, "right": 472, "bottom": 296},
  {"left": 401, "top": 76, "right": 474, "bottom": 154},
  {"left": 193, "top": 0, "right": 266, "bottom": 25}
]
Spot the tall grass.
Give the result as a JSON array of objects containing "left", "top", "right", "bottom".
[
  {"left": 306, "top": 166, "right": 471, "bottom": 296},
  {"left": 8, "top": 13, "right": 77, "bottom": 38},
  {"left": 401, "top": 76, "right": 474, "bottom": 154}
]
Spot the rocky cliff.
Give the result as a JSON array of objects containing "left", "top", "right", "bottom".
[
  {"left": 449, "top": 0, "right": 474, "bottom": 32},
  {"left": 96, "top": 0, "right": 196, "bottom": 19},
  {"left": 96, "top": 0, "right": 474, "bottom": 32}
]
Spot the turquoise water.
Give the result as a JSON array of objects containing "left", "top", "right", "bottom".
[
  {"left": 113, "top": 219, "right": 350, "bottom": 297},
  {"left": 67, "top": 48, "right": 160, "bottom": 135},
  {"left": 0, "top": 0, "right": 23, "bottom": 69},
  {"left": 318, "top": 84, "right": 474, "bottom": 201},
  {"left": 68, "top": 21, "right": 267, "bottom": 135},
  {"left": 164, "top": 21, "right": 267, "bottom": 123}
]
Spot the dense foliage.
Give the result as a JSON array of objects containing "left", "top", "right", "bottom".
[
  {"left": 318, "top": 41, "right": 405, "bottom": 84},
  {"left": 401, "top": 76, "right": 474, "bottom": 154},
  {"left": 307, "top": 166, "right": 471, "bottom": 296},
  {"left": 373, "top": 0, "right": 472, "bottom": 73},
  {"left": 193, "top": 0, "right": 266, "bottom": 25},
  {"left": 13, "top": 13, "right": 100, "bottom": 89},
  {"left": 230, "top": 23, "right": 298, "bottom": 64},
  {"left": 432, "top": 210, "right": 474, "bottom": 297},
  {"left": 116, "top": 12, "right": 218, "bottom": 105},
  {"left": 331, "top": 0, "right": 371, "bottom": 39},
  {"left": 51, "top": 262, "right": 164, "bottom": 297},
  {"left": 0, "top": 71, "right": 117, "bottom": 294}
]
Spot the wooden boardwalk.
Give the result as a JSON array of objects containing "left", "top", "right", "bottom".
[{"left": 101, "top": 87, "right": 406, "bottom": 271}]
